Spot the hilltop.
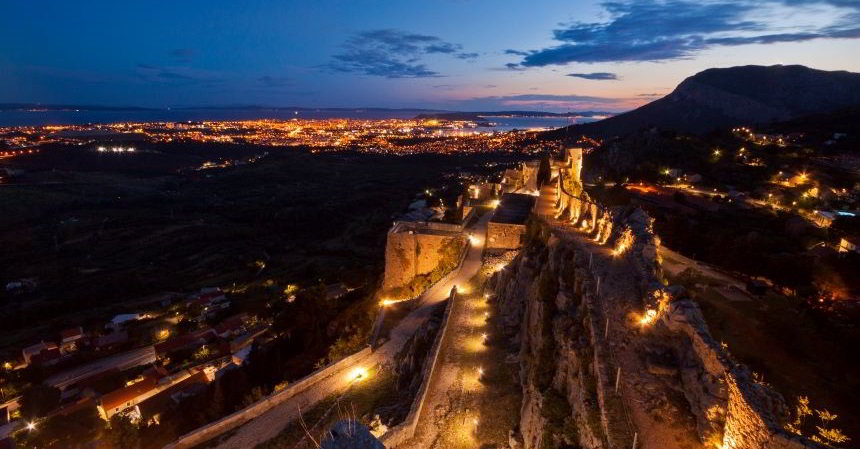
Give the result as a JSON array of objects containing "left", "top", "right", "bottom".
[{"left": 550, "top": 65, "right": 860, "bottom": 137}]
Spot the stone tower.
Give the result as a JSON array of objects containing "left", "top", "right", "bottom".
[{"left": 566, "top": 147, "right": 583, "bottom": 184}]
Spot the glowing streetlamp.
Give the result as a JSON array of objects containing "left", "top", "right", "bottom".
[
  {"left": 26, "top": 421, "right": 37, "bottom": 431},
  {"left": 348, "top": 367, "right": 368, "bottom": 382},
  {"left": 638, "top": 309, "right": 657, "bottom": 327}
]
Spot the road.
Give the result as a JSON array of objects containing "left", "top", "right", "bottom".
[
  {"left": 45, "top": 345, "right": 156, "bottom": 390},
  {"left": 202, "top": 213, "right": 491, "bottom": 449}
]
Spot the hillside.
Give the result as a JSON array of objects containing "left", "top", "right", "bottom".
[{"left": 550, "top": 65, "right": 860, "bottom": 137}]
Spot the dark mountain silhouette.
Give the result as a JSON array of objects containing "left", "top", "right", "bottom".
[{"left": 550, "top": 65, "right": 860, "bottom": 137}]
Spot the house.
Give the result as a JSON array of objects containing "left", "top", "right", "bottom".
[
  {"left": 839, "top": 237, "right": 858, "bottom": 254},
  {"left": 21, "top": 341, "right": 58, "bottom": 365},
  {"left": 97, "top": 376, "right": 159, "bottom": 420},
  {"left": 154, "top": 328, "right": 216, "bottom": 359},
  {"left": 232, "top": 345, "right": 253, "bottom": 366},
  {"left": 213, "top": 314, "right": 247, "bottom": 339},
  {"left": 813, "top": 210, "right": 836, "bottom": 228},
  {"left": 186, "top": 289, "right": 230, "bottom": 317},
  {"left": 136, "top": 370, "right": 211, "bottom": 425},
  {"left": 59, "top": 327, "right": 85, "bottom": 354},
  {"left": 29, "top": 347, "right": 62, "bottom": 366}
]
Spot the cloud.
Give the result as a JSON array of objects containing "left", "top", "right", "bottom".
[
  {"left": 328, "top": 29, "right": 475, "bottom": 78},
  {"left": 135, "top": 64, "right": 222, "bottom": 86},
  {"left": 567, "top": 72, "right": 619, "bottom": 80},
  {"left": 508, "top": 0, "right": 860, "bottom": 66},
  {"left": 449, "top": 93, "right": 635, "bottom": 111}
]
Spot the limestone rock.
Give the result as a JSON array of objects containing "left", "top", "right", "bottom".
[{"left": 321, "top": 420, "right": 385, "bottom": 449}]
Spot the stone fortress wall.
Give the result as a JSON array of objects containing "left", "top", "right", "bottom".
[
  {"left": 486, "top": 221, "right": 527, "bottom": 250},
  {"left": 381, "top": 221, "right": 465, "bottom": 294},
  {"left": 496, "top": 148, "right": 821, "bottom": 449}
]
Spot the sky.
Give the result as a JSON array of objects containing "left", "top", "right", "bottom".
[{"left": 1, "top": 0, "right": 859, "bottom": 112}]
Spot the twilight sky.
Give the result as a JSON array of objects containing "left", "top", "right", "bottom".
[{"left": 1, "top": 0, "right": 859, "bottom": 112}]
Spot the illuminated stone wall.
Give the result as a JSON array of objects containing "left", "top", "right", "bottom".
[
  {"left": 486, "top": 222, "right": 526, "bottom": 250},
  {"left": 381, "top": 230, "right": 461, "bottom": 293}
]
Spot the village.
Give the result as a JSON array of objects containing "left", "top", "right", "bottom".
[{"left": 0, "top": 280, "right": 361, "bottom": 440}]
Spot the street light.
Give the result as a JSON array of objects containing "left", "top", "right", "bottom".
[
  {"left": 26, "top": 421, "right": 37, "bottom": 431},
  {"left": 348, "top": 367, "right": 368, "bottom": 382}
]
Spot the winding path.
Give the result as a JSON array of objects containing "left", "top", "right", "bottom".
[{"left": 202, "top": 214, "right": 491, "bottom": 449}]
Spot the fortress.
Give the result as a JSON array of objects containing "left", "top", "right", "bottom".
[
  {"left": 380, "top": 221, "right": 466, "bottom": 298},
  {"left": 483, "top": 148, "right": 823, "bottom": 449}
]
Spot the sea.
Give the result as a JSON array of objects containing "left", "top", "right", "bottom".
[{"left": 0, "top": 109, "right": 599, "bottom": 131}]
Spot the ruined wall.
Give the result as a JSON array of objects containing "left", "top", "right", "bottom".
[
  {"left": 663, "top": 300, "right": 822, "bottom": 449},
  {"left": 487, "top": 156, "right": 823, "bottom": 449},
  {"left": 487, "top": 222, "right": 526, "bottom": 250},
  {"left": 490, "top": 235, "right": 633, "bottom": 449}
]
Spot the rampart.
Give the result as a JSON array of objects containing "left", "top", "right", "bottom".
[
  {"left": 497, "top": 148, "right": 822, "bottom": 449},
  {"left": 381, "top": 221, "right": 466, "bottom": 295}
]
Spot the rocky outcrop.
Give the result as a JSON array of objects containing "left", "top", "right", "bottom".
[
  {"left": 490, "top": 234, "right": 628, "bottom": 449},
  {"left": 393, "top": 308, "right": 443, "bottom": 396},
  {"left": 321, "top": 420, "right": 385, "bottom": 449},
  {"left": 487, "top": 206, "right": 824, "bottom": 449}
]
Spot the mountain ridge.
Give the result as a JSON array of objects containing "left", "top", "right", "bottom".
[{"left": 550, "top": 65, "right": 860, "bottom": 137}]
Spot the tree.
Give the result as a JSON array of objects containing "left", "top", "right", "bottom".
[
  {"left": 537, "top": 156, "right": 552, "bottom": 187},
  {"left": 19, "top": 406, "right": 103, "bottom": 449},
  {"left": 207, "top": 381, "right": 225, "bottom": 421},
  {"left": 107, "top": 414, "right": 141, "bottom": 449},
  {"left": 19, "top": 384, "right": 61, "bottom": 419}
]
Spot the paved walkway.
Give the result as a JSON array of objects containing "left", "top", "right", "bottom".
[
  {"left": 205, "top": 214, "right": 491, "bottom": 449},
  {"left": 400, "top": 257, "right": 491, "bottom": 449}
]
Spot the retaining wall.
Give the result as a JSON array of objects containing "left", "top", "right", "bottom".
[
  {"left": 379, "top": 288, "right": 458, "bottom": 448},
  {"left": 164, "top": 346, "right": 373, "bottom": 449}
]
